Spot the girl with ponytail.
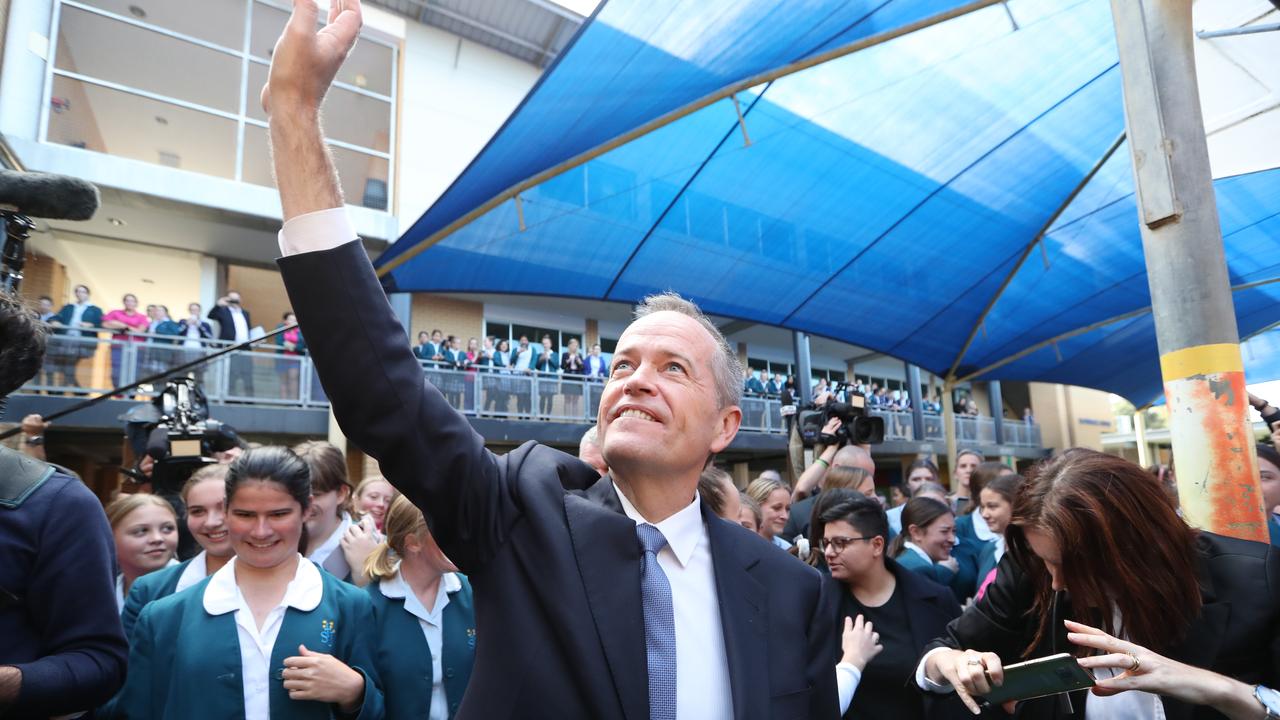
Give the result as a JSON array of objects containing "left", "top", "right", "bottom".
[{"left": 364, "top": 495, "right": 477, "bottom": 719}]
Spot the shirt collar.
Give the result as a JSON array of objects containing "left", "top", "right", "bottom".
[
  {"left": 903, "top": 541, "right": 934, "bottom": 564},
  {"left": 308, "top": 512, "right": 352, "bottom": 564},
  {"left": 203, "top": 555, "right": 322, "bottom": 615},
  {"left": 971, "top": 510, "right": 997, "bottom": 541},
  {"left": 612, "top": 481, "right": 705, "bottom": 568},
  {"left": 175, "top": 551, "right": 209, "bottom": 593},
  {"left": 380, "top": 569, "right": 462, "bottom": 624}
]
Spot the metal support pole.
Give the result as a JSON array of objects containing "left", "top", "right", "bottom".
[
  {"left": 388, "top": 292, "right": 413, "bottom": 340},
  {"left": 942, "top": 382, "right": 958, "bottom": 493},
  {"left": 1111, "top": 0, "right": 1265, "bottom": 541},
  {"left": 792, "top": 331, "right": 813, "bottom": 407},
  {"left": 989, "top": 380, "right": 1004, "bottom": 446},
  {"left": 1134, "top": 411, "right": 1151, "bottom": 468},
  {"left": 907, "top": 363, "right": 925, "bottom": 442}
]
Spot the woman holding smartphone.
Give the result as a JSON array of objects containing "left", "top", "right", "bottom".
[
  {"left": 917, "top": 449, "right": 1279, "bottom": 719},
  {"left": 111, "top": 447, "right": 384, "bottom": 719}
]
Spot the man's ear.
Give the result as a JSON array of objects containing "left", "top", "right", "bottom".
[{"left": 710, "top": 405, "right": 742, "bottom": 454}]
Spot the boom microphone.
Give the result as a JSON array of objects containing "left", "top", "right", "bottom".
[{"left": 0, "top": 169, "right": 100, "bottom": 221}]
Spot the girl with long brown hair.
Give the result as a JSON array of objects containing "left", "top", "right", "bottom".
[{"left": 917, "top": 449, "right": 1280, "bottom": 719}]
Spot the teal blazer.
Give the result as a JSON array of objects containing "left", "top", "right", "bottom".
[
  {"left": 364, "top": 574, "right": 475, "bottom": 719},
  {"left": 950, "top": 513, "right": 990, "bottom": 600},
  {"left": 894, "top": 547, "right": 956, "bottom": 587},
  {"left": 121, "top": 558, "right": 191, "bottom": 639},
  {"left": 110, "top": 570, "right": 385, "bottom": 720}
]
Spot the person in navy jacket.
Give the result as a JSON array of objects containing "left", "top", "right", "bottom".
[
  {"left": 261, "top": 3, "right": 838, "bottom": 716},
  {"left": 364, "top": 495, "right": 475, "bottom": 719},
  {"left": 109, "top": 447, "right": 384, "bottom": 719},
  {"left": 0, "top": 288, "right": 126, "bottom": 715}
]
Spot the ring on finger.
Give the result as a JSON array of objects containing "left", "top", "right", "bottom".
[{"left": 1127, "top": 653, "right": 1141, "bottom": 672}]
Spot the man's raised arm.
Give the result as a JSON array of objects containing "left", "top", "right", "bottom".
[{"left": 263, "top": 0, "right": 515, "bottom": 571}]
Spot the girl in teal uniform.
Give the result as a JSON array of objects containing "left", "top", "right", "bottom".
[
  {"left": 950, "top": 461, "right": 1009, "bottom": 599},
  {"left": 111, "top": 447, "right": 384, "bottom": 719},
  {"left": 105, "top": 493, "right": 179, "bottom": 613},
  {"left": 890, "top": 497, "right": 968, "bottom": 599},
  {"left": 364, "top": 495, "right": 475, "bottom": 719},
  {"left": 121, "top": 464, "right": 235, "bottom": 638}
]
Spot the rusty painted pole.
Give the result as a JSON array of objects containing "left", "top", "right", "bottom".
[{"left": 1111, "top": 0, "right": 1266, "bottom": 540}]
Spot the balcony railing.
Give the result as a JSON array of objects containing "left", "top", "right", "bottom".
[{"left": 19, "top": 331, "right": 1040, "bottom": 445}]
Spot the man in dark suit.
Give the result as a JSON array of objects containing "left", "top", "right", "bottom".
[
  {"left": 262, "top": 3, "right": 836, "bottom": 718},
  {"left": 207, "top": 290, "right": 254, "bottom": 396}
]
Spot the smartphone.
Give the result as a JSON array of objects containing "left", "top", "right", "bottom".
[{"left": 980, "top": 653, "right": 1095, "bottom": 705}]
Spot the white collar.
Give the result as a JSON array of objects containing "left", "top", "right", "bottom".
[
  {"left": 203, "top": 556, "right": 322, "bottom": 615},
  {"left": 971, "top": 511, "right": 997, "bottom": 541},
  {"left": 903, "top": 541, "right": 935, "bottom": 565},
  {"left": 175, "top": 551, "right": 210, "bottom": 593},
  {"left": 612, "top": 481, "right": 705, "bottom": 568},
  {"left": 380, "top": 568, "right": 462, "bottom": 624},
  {"left": 308, "top": 512, "right": 352, "bottom": 564}
]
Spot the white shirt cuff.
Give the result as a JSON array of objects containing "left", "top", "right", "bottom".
[
  {"left": 277, "top": 207, "right": 357, "bottom": 256},
  {"left": 836, "top": 662, "right": 863, "bottom": 715},
  {"left": 915, "top": 647, "right": 957, "bottom": 694}
]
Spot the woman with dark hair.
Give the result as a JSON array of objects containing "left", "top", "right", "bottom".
[
  {"left": 917, "top": 449, "right": 1280, "bottom": 719},
  {"left": 951, "top": 461, "right": 1014, "bottom": 600},
  {"left": 1255, "top": 444, "right": 1280, "bottom": 546},
  {"left": 109, "top": 447, "right": 385, "bottom": 719},
  {"left": 817, "top": 489, "right": 967, "bottom": 719},
  {"left": 972, "top": 472, "right": 1023, "bottom": 601},
  {"left": 293, "top": 440, "right": 356, "bottom": 581},
  {"left": 890, "top": 498, "right": 960, "bottom": 594},
  {"left": 888, "top": 459, "right": 941, "bottom": 535}
]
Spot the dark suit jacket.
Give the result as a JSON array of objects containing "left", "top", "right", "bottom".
[
  {"left": 828, "top": 558, "right": 968, "bottom": 720},
  {"left": 922, "top": 532, "right": 1280, "bottom": 720},
  {"left": 206, "top": 304, "right": 251, "bottom": 342},
  {"left": 278, "top": 240, "right": 839, "bottom": 720}
]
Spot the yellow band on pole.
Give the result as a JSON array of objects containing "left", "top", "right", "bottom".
[{"left": 1159, "top": 343, "right": 1243, "bottom": 379}]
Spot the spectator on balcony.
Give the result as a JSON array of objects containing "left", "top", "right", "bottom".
[
  {"left": 274, "top": 311, "right": 306, "bottom": 399},
  {"left": 36, "top": 295, "right": 55, "bottom": 323},
  {"left": 483, "top": 338, "right": 513, "bottom": 415},
  {"left": 561, "top": 337, "right": 585, "bottom": 418},
  {"left": 438, "top": 336, "right": 468, "bottom": 409},
  {"left": 412, "top": 331, "right": 431, "bottom": 361},
  {"left": 534, "top": 335, "right": 559, "bottom": 418},
  {"left": 584, "top": 342, "right": 608, "bottom": 380},
  {"left": 103, "top": 293, "right": 150, "bottom": 390},
  {"left": 34, "top": 296, "right": 57, "bottom": 387},
  {"left": 177, "top": 302, "right": 214, "bottom": 383},
  {"left": 476, "top": 336, "right": 495, "bottom": 369},
  {"left": 425, "top": 329, "right": 447, "bottom": 367},
  {"left": 743, "top": 369, "right": 766, "bottom": 396},
  {"left": 47, "top": 284, "right": 102, "bottom": 388},
  {"left": 1022, "top": 406, "right": 1035, "bottom": 424},
  {"left": 141, "top": 305, "right": 182, "bottom": 380},
  {"left": 208, "top": 291, "right": 255, "bottom": 397}
]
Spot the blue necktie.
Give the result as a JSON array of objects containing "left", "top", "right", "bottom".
[{"left": 636, "top": 523, "right": 676, "bottom": 720}]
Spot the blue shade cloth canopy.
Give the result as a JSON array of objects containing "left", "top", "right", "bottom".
[{"left": 378, "top": 0, "right": 1280, "bottom": 407}]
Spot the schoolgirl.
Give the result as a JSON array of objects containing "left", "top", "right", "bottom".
[
  {"left": 105, "top": 493, "right": 178, "bottom": 613},
  {"left": 111, "top": 447, "right": 384, "bottom": 719}
]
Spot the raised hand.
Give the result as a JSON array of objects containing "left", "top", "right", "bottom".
[{"left": 261, "top": 0, "right": 363, "bottom": 117}]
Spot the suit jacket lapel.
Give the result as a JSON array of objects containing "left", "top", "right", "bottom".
[
  {"left": 565, "top": 477, "right": 649, "bottom": 720},
  {"left": 705, "top": 507, "right": 769, "bottom": 720},
  {"left": 887, "top": 558, "right": 947, "bottom": 652}
]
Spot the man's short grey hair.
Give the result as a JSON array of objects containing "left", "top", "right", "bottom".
[
  {"left": 580, "top": 426, "right": 599, "bottom": 448},
  {"left": 633, "top": 292, "right": 742, "bottom": 409},
  {"left": 914, "top": 480, "right": 949, "bottom": 499}
]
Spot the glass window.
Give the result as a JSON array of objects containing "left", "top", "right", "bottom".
[
  {"left": 599, "top": 337, "right": 618, "bottom": 353},
  {"left": 57, "top": 5, "right": 241, "bottom": 114},
  {"left": 330, "top": 144, "right": 390, "bottom": 211},
  {"left": 249, "top": 2, "right": 290, "bottom": 61},
  {"left": 76, "top": 0, "right": 247, "bottom": 49},
  {"left": 241, "top": 123, "right": 273, "bottom": 188},
  {"left": 340, "top": 38, "right": 394, "bottom": 97},
  {"left": 246, "top": 61, "right": 390, "bottom": 152},
  {"left": 485, "top": 322, "right": 510, "bottom": 344},
  {"left": 48, "top": 75, "right": 237, "bottom": 179}
]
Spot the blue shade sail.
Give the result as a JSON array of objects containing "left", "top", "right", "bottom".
[{"left": 379, "top": 0, "right": 1280, "bottom": 405}]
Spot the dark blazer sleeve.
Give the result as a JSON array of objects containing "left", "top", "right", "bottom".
[
  {"left": 808, "top": 577, "right": 841, "bottom": 719},
  {"left": 922, "top": 553, "right": 1037, "bottom": 662},
  {"left": 278, "top": 241, "right": 520, "bottom": 573}
]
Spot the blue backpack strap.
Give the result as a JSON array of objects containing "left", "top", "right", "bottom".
[{"left": 0, "top": 445, "right": 56, "bottom": 509}]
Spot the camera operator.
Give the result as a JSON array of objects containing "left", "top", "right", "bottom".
[{"left": 0, "top": 289, "right": 127, "bottom": 716}]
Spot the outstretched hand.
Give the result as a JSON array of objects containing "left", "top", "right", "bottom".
[{"left": 262, "top": 0, "right": 363, "bottom": 117}]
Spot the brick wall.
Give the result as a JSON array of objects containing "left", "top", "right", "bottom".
[{"left": 409, "top": 294, "right": 484, "bottom": 343}]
